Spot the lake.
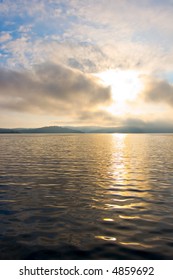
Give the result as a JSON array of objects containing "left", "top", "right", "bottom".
[{"left": 0, "top": 133, "right": 173, "bottom": 259}]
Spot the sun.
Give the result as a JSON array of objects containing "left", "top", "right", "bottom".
[
  {"left": 96, "top": 69, "right": 142, "bottom": 102},
  {"left": 94, "top": 69, "right": 143, "bottom": 115}
]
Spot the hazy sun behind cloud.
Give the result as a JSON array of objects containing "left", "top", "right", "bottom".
[
  {"left": 1, "top": 0, "right": 173, "bottom": 128},
  {"left": 94, "top": 69, "right": 144, "bottom": 116}
]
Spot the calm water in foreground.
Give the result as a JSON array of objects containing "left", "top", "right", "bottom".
[{"left": 0, "top": 133, "right": 173, "bottom": 260}]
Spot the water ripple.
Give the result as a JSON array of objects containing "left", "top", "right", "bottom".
[{"left": 0, "top": 134, "right": 173, "bottom": 259}]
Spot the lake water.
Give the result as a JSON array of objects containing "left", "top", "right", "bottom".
[{"left": 0, "top": 133, "right": 173, "bottom": 259}]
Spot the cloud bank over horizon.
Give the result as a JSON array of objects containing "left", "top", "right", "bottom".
[
  {"left": 0, "top": 62, "right": 113, "bottom": 124},
  {"left": 1, "top": 0, "right": 173, "bottom": 129}
]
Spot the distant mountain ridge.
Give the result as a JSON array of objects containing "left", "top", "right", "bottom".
[
  {"left": 1, "top": 125, "right": 173, "bottom": 134},
  {"left": 0, "top": 126, "right": 83, "bottom": 134}
]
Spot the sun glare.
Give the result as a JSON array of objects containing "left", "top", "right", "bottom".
[{"left": 94, "top": 69, "right": 143, "bottom": 115}]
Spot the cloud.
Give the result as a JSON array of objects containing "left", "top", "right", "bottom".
[
  {"left": 1, "top": 0, "right": 173, "bottom": 128},
  {"left": 0, "top": 62, "right": 111, "bottom": 118},
  {"left": 77, "top": 109, "right": 121, "bottom": 126},
  {"left": 0, "top": 0, "right": 46, "bottom": 17},
  {"left": 121, "top": 117, "right": 173, "bottom": 132},
  {"left": 141, "top": 76, "right": 173, "bottom": 106},
  {"left": 0, "top": 32, "right": 12, "bottom": 43},
  {"left": 1, "top": 0, "right": 173, "bottom": 73}
]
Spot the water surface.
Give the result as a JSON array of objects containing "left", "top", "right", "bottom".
[{"left": 0, "top": 134, "right": 173, "bottom": 259}]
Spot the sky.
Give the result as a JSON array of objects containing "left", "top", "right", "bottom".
[{"left": 1, "top": 0, "right": 173, "bottom": 128}]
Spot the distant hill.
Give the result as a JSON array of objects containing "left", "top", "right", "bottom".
[
  {"left": 90, "top": 126, "right": 144, "bottom": 133},
  {"left": 0, "top": 128, "right": 20, "bottom": 133},
  {"left": 89, "top": 126, "right": 173, "bottom": 133},
  {"left": 0, "top": 126, "right": 83, "bottom": 134},
  {"left": 19, "top": 126, "right": 84, "bottom": 133},
  {"left": 1, "top": 125, "right": 173, "bottom": 134}
]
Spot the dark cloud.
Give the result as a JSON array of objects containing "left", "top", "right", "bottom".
[
  {"left": 141, "top": 77, "right": 173, "bottom": 106},
  {"left": 122, "top": 117, "right": 173, "bottom": 132},
  {"left": 68, "top": 58, "right": 97, "bottom": 72},
  {"left": 0, "top": 62, "right": 111, "bottom": 116},
  {"left": 122, "top": 118, "right": 146, "bottom": 127},
  {"left": 78, "top": 110, "right": 120, "bottom": 126}
]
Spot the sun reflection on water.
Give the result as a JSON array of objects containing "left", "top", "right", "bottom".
[
  {"left": 111, "top": 134, "right": 127, "bottom": 184},
  {"left": 1, "top": 134, "right": 172, "bottom": 258},
  {"left": 97, "top": 134, "right": 155, "bottom": 247}
]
